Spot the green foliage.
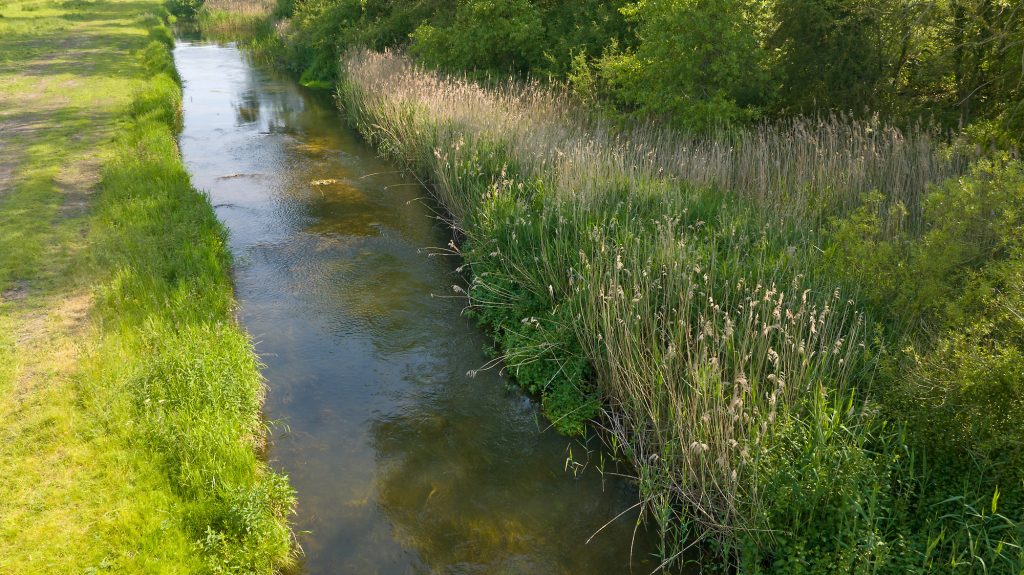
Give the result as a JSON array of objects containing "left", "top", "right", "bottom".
[
  {"left": 284, "top": 0, "right": 1022, "bottom": 144},
  {"left": 530, "top": 0, "right": 630, "bottom": 78},
  {"left": 610, "top": 0, "right": 765, "bottom": 129},
  {"left": 825, "top": 191, "right": 909, "bottom": 323},
  {"left": 282, "top": 0, "right": 628, "bottom": 84},
  {"left": 830, "top": 159, "right": 1024, "bottom": 331},
  {"left": 770, "top": 0, "right": 887, "bottom": 115},
  {"left": 825, "top": 159, "right": 1024, "bottom": 573},
  {"left": 280, "top": 0, "right": 454, "bottom": 85},
  {"left": 166, "top": 0, "right": 203, "bottom": 17},
  {"left": 766, "top": 0, "right": 1023, "bottom": 135},
  {"left": 897, "top": 160, "right": 1024, "bottom": 480},
  {"left": 287, "top": 0, "right": 362, "bottom": 83},
  {"left": 353, "top": 0, "right": 456, "bottom": 50},
  {"left": 736, "top": 419, "right": 908, "bottom": 575},
  {"left": 411, "top": 0, "right": 543, "bottom": 74}
]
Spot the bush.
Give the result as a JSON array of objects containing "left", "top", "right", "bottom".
[
  {"left": 586, "top": 0, "right": 767, "bottom": 131},
  {"left": 825, "top": 159, "right": 1024, "bottom": 571},
  {"left": 895, "top": 160, "right": 1024, "bottom": 484},
  {"left": 287, "top": 0, "right": 362, "bottom": 83},
  {"left": 166, "top": 0, "right": 204, "bottom": 18},
  {"left": 411, "top": 0, "right": 544, "bottom": 75}
]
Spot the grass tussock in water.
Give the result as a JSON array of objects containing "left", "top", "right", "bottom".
[{"left": 334, "top": 48, "right": 1024, "bottom": 573}]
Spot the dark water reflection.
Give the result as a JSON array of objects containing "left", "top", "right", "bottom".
[{"left": 175, "top": 41, "right": 658, "bottom": 574}]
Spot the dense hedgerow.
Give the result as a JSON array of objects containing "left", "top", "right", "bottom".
[{"left": 272, "top": 0, "right": 1023, "bottom": 144}]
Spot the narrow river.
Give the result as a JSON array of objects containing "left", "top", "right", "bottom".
[{"left": 174, "top": 41, "right": 658, "bottom": 574}]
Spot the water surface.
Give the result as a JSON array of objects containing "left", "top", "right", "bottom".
[{"left": 175, "top": 40, "right": 656, "bottom": 574}]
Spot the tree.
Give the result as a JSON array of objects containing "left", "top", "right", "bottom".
[
  {"left": 593, "top": 0, "right": 768, "bottom": 131},
  {"left": 410, "top": 0, "right": 545, "bottom": 74},
  {"left": 769, "top": 0, "right": 889, "bottom": 115}
]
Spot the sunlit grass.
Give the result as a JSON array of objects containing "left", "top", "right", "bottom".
[
  {"left": 197, "top": 0, "right": 274, "bottom": 37},
  {"left": 0, "top": 0, "right": 294, "bottom": 571}
]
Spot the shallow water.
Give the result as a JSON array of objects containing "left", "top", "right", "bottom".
[{"left": 174, "top": 40, "right": 658, "bottom": 574}]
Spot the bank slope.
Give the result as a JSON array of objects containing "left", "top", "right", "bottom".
[{"left": 0, "top": 1, "right": 294, "bottom": 572}]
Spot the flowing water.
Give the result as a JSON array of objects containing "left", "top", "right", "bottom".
[{"left": 174, "top": 40, "right": 659, "bottom": 574}]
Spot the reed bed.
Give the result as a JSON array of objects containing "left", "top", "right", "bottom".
[
  {"left": 198, "top": 0, "right": 275, "bottom": 37},
  {"left": 202, "top": 0, "right": 275, "bottom": 16},
  {"left": 342, "top": 50, "right": 965, "bottom": 231},
  {"left": 336, "top": 48, "right": 968, "bottom": 569}
]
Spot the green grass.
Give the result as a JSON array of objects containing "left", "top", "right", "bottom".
[{"left": 0, "top": 0, "right": 294, "bottom": 572}]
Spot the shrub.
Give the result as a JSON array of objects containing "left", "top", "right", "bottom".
[
  {"left": 588, "top": 0, "right": 767, "bottom": 131},
  {"left": 894, "top": 160, "right": 1024, "bottom": 484},
  {"left": 410, "top": 0, "right": 544, "bottom": 75},
  {"left": 825, "top": 159, "right": 1024, "bottom": 572},
  {"left": 166, "top": 0, "right": 204, "bottom": 17}
]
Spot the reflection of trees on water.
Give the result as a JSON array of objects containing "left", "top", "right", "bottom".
[{"left": 234, "top": 88, "right": 261, "bottom": 124}]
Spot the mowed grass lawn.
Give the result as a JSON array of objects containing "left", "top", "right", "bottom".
[{"left": 0, "top": 0, "right": 293, "bottom": 572}]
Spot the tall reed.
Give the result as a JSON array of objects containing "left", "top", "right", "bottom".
[
  {"left": 202, "top": 0, "right": 274, "bottom": 16},
  {"left": 198, "top": 0, "right": 275, "bottom": 37},
  {"left": 336, "top": 48, "right": 965, "bottom": 569},
  {"left": 341, "top": 49, "right": 965, "bottom": 231}
]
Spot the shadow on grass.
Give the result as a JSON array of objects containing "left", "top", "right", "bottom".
[{"left": 0, "top": 0, "right": 159, "bottom": 78}]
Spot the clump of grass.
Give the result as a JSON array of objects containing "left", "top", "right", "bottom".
[
  {"left": 333, "top": 48, "right": 1022, "bottom": 572},
  {"left": 196, "top": 0, "right": 274, "bottom": 38}
]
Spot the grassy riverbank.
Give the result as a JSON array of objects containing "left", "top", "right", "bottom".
[
  {"left": 192, "top": 0, "right": 274, "bottom": 38},
  {"left": 0, "top": 1, "right": 293, "bottom": 571}
]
